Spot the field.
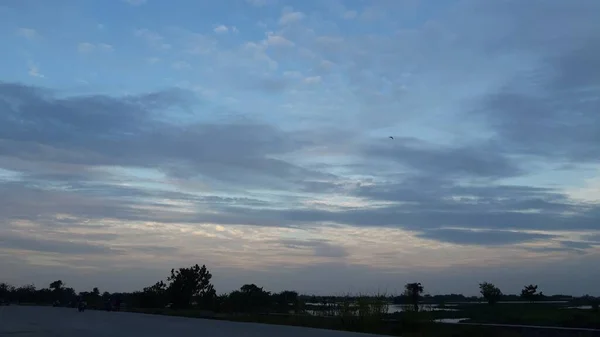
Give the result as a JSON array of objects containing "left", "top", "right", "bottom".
[{"left": 123, "top": 302, "right": 600, "bottom": 337}]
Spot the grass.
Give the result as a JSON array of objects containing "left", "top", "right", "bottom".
[
  {"left": 447, "top": 303, "right": 600, "bottom": 329},
  {"left": 122, "top": 303, "right": 600, "bottom": 337}
]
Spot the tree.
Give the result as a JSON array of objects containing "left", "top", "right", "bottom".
[
  {"left": 49, "top": 280, "right": 65, "bottom": 302},
  {"left": 0, "top": 283, "right": 15, "bottom": 301},
  {"left": 140, "top": 281, "right": 168, "bottom": 308},
  {"left": 49, "top": 280, "right": 64, "bottom": 291},
  {"left": 167, "top": 264, "right": 215, "bottom": 309},
  {"left": 224, "top": 284, "right": 272, "bottom": 313},
  {"left": 275, "top": 290, "right": 299, "bottom": 313},
  {"left": 404, "top": 282, "right": 424, "bottom": 312},
  {"left": 521, "top": 284, "right": 539, "bottom": 302},
  {"left": 479, "top": 282, "right": 502, "bottom": 305}
]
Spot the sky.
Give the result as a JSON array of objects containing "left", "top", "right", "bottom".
[{"left": 1, "top": 0, "right": 600, "bottom": 296}]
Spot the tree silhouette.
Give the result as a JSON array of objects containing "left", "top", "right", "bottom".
[
  {"left": 49, "top": 280, "right": 64, "bottom": 291},
  {"left": 521, "top": 284, "right": 540, "bottom": 302},
  {"left": 225, "top": 284, "right": 272, "bottom": 313},
  {"left": 140, "top": 281, "right": 168, "bottom": 308},
  {"left": 479, "top": 282, "right": 502, "bottom": 305},
  {"left": 276, "top": 290, "right": 299, "bottom": 313},
  {"left": 167, "top": 264, "right": 215, "bottom": 309},
  {"left": 404, "top": 282, "right": 424, "bottom": 312}
]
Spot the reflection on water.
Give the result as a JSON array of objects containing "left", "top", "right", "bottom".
[
  {"left": 434, "top": 318, "right": 469, "bottom": 324},
  {"left": 566, "top": 305, "right": 593, "bottom": 309},
  {"left": 387, "top": 304, "right": 458, "bottom": 313},
  {"left": 304, "top": 303, "right": 459, "bottom": 316}
]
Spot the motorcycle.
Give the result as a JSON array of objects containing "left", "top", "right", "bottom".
[{"left": 77, "top": 301, "right": 86, "bottom": 312}]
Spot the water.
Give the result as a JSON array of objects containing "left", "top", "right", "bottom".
[
  {"left": 387, "top": 304, "right": 458, "bottom": 313},
  {"left": 304, "top": 303, "right": 458, "bottom": 316},
  {"left": 565, "top": 305, "right": 593, "bottom": 309},
  {"left": 434, "top": 318, "right": 469, "bottom": 324}
]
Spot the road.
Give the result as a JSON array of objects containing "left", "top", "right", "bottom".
[{"left": 0, "top": 306, "right": 383, "bottom": 337}]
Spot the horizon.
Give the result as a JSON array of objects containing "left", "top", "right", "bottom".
[{"left": 1, "top": 0, "right": 599, "bottom": 296}]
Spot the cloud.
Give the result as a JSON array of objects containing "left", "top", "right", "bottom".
[
  {"left": 77, "top": 42, "right": 113, "bottom": 53},
  {"left": 171, "top": 61, "right": 191, "bottom": 70},
  {"left": 279, "top": 10, "right": 305, "bottom": 26},
  {"left": 416, "top": 229, "right": 557, "bottom": 246},
  {"left": 342, "top": 10, "right": 357, "bottom": 19},
  {"left": 214, "top": 25, "right": 238, "bottom": 34},
  {"left": 303, "top": 76, "right": 321, "bottom": 84},
  {"left": 27, "top": 62, "right": 44, "bottom": 78},
  {"left": 0, "top": 232, "right": 120, "bottom": 255},
  {"left": 214, "top": 25, "right": 228, "bottom": 34},
  {"left": 277, "top": 239, "right": 349, "bottom": 258},
  {"left": 362, "top": 137, "right": 522, "bottom": 179},
  {"left": 146, "top": 57, "right": 160, "bottom": 64},
  {"left": 265, "top": 33, "right": 294, "bottom": 47},
  {"left": 134, "top": 28, "right": 171, "bottom": 50},
  {"left": 16, "top": 27, "right": 38, "bottom": 40},
  {"left": 0, "top": 82, "right": 322, "bottom": 192},
  {"left": 584, "top": 234, "right": 600, "bottom": 243}
]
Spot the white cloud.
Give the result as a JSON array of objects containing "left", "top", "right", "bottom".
[
  {"left": 318, "top": 60, "right": 335, "bottom": 73},
  {"left": 315, "top": 36, "right": 344, "bottom": 45},
  {"left": 265, "top": 32, "right": 294, "bottom": 47},
  {"left": 304, "top": 76, "right": 322, "bottom": 84},
  {"left": 214, "top": 25, "right": 229, "bottom": 34},
  {"left": 123, "top": 0, "right": 147, "bottom": 5},
  {"left": 97, "top": 43, "right": 114, "bottom": 52},
  {"left": 27, "top": 63, "right": 44, "bottom": 78},
  {"left": 214, "top": 25, "right": 239, "bottom": 34},
  {"left": 171, "top": 61, "right": 191, "bottom": 70},
  {"left": 343, "top": 10, "right": 357, "bottom": 19},
  {"left": 283, "top": 71, "right": 303, "bottom": 79},
  {"left": 146, "top": 57, "right": 160, "bottom": 64},
  {"left": 77, "top": 42, "right": 113, "bottom": 53},
  {"left": 134, "top": 28, "right": 171, "bottom": 50},
  {"left": 279, "top": 11, "right": 305, "bottom": 26},
  {"left": 77, "top": 42, "right": 95, "bottom": 53},
  {"left": 16, "top": 28, "right": 38, "bottom": 40},
  {"left": 257, "top": 21, "right": 268, "bottom": 29}
]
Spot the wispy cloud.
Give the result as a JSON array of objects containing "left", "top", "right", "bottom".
[
  {"left": 213, "top": 24, "right": 238, "bottom": 34},
  {"left": 77, "top": 42, "right": 113, "bottom": 53},
  {"left": 27, "top": 62, "right": 44, "bottom": 78},
  {"left": 171, "top": 61, "right": 191, "bottom": 70},
  {"left": 279, "top": 10, "right": 305, "bottom": 25},
  {"left": 16, "top": 27, "right": 38, "bottom": 40},
  {"left": 134, "top": 28, "right": 171, "bottom": 50}
]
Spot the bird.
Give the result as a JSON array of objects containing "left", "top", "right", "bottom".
[{"left": 389, "top": 136, "right": 394, "bottom": 140}]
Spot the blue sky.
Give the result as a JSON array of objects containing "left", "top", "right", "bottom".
[{"left": 1, "top": 0, "right": 600, "bottom": 295}]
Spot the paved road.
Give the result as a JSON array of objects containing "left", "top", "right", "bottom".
[{"left": 0, "top": 306, "right": 383, "bottom": 337}]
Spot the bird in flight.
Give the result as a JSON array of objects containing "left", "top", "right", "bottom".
[{"left": 389, "top": 136, "right": 394, "bottom": 140}]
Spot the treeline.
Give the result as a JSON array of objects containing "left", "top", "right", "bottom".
[
  {"left": 1, "top": 265, "right": 598, "bottom": 314},
  {"left": 0, "top": 264, "right": 303, "bottom": 314}
]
